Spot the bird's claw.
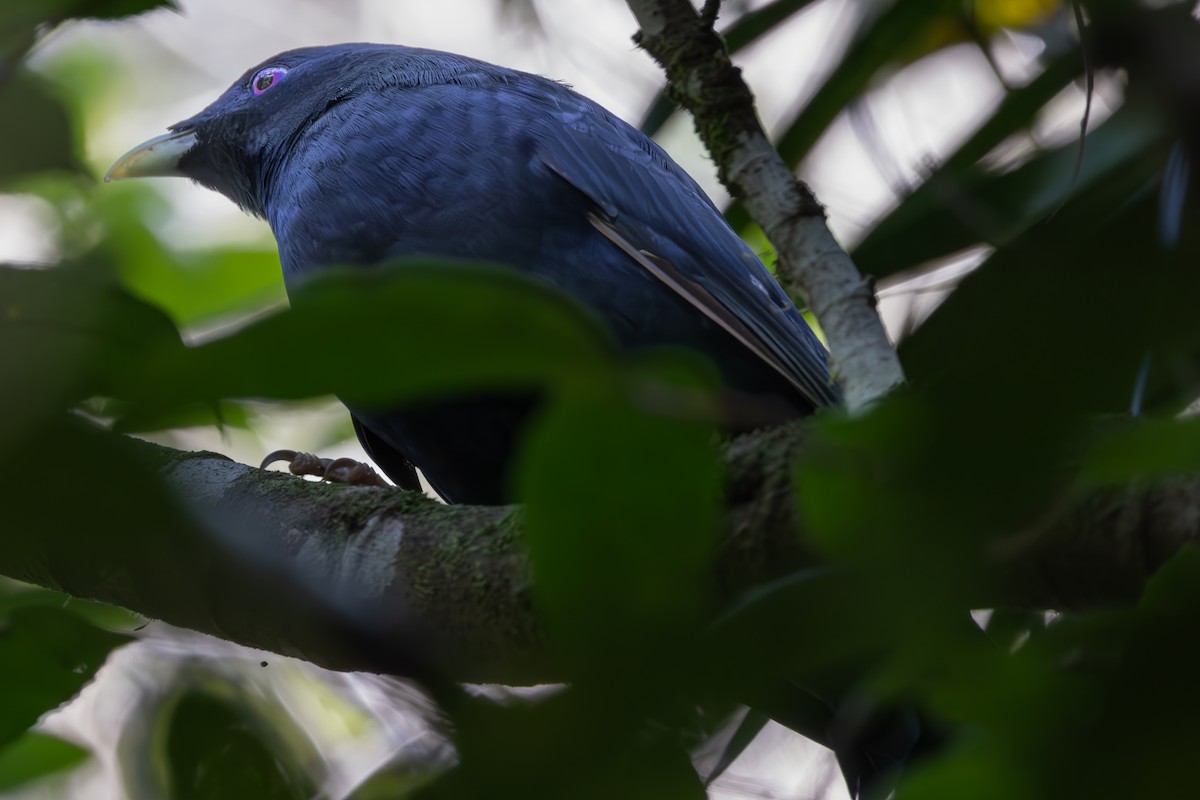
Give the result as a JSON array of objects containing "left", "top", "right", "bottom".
[
  {"left": 260, "top": 449, "right": 322, "bottom": 476},
  {"left": 259, "top": 449, "right": 389, "bottom": 488},
  {"left": 323, "top": 456, "right": 391, "bottom": 487}
]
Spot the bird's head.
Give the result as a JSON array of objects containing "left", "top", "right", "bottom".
[{"left": 105, "top": 44, "right": 413, "bottom": 217}]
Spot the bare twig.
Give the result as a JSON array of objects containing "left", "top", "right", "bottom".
[{"left": 624, "top": 0, "right": 905, "bottom": 410}]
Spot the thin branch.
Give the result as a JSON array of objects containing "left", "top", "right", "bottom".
[{"left": 624, "top": 0, "right": 905, "bottom": 410}]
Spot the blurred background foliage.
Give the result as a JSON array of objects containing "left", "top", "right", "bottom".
[{"left": 3, "top": 0, "right": 1200, "bottom": 798}]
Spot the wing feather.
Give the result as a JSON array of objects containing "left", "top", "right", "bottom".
[
  {"left": 534, "top": 104, "right": 840, "bottom": 409},
  {"left": 587, "top": 212, "right": 818, "bottom": 401}
]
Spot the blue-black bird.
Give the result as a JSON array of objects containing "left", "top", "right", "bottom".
[{"left": 106, "top": 43, "right": 839, "bottom": 504}]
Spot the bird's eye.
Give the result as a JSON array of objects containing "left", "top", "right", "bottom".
[{"left": 251, "top": 66, "right": 288, "bottom": 96}]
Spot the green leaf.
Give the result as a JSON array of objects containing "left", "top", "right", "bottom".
[
  {"left": 705, "top": 564, "right": 896, "bottom": 699},
  {"left": 0, "top": 72, "right": 79, "bottom": 183},
  {"left": 639, "top": 0, "right": 823, "bottom": 136},
  {"left": 916, "top": 51, "right": 1085, "bottom": 180},
  {"left": 981, "top": 609, "right": 1044, "bottom": 653},
  {"left": 162, "top": 690, "right": 315, "bottom": 800},
  {"left": 721, "top": 0, "right": 823, "bottom": 53},
  {"left": 95, "top": 185, "right": 285, "bottom": 326},
  {"left": 854, "top": 103, "right": 1167, "bottom": 279},
  {"left": 118, "top": 262, "right": 614, "bottom": 416},
  {"left": 431, "top": 689, "right": 708, "bottom": 800},
  {"left": 897, "top": 177, "right": 1200, "bottom": 422},
  {"left": 899, "top": 741, "right": 1035, "bottom": 800},
  {"left": 0, "top": 260, "right": 615, "bottom": 437},
  {"left": 1083, "top": 416, "right": 1200, "bottom": 484},
  {"left": 346, "top": 766, "right": 442, "bottom": 800},
  {"left": 851, "top": 48, "right": 1083, "bottom": 276},
  {"left": 0, "top": 584, "right": 143, "bottom": 633},
  {"left": 775, "top": 0, "right": 958, "bottom": 164},
  {"left": 109, "top": 398, "right": 254, "bottom": 435},
  {"left": 0, "top": 262, "right": 185, "bottom": 449},
  {"left": 0, "top": 732, "right": 89, "bottom": 792},
  {"left": 702, "top": 709, "right": 770, "bottom": 786},
  {"left": 0, "top": 417, "right": 238, "bottom": 678},
  {"left": 1, "top": 0, "right": 176, "bottom": 60},
  {"left": 725, "top": 0, "right": 961, "bottom": 233},
  {"left": 0, "top": 605, "right": 129, "bottom": 749},
  {"left": 515, "top": 351, "right": 722, "bottom": 674},
  {"left": 115, "top": 668, "right": 328, "bottom": 800}
]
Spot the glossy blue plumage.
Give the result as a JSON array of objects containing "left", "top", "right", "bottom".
[{"left": 166, "top": 43, "right": 839, "bottom": 503}]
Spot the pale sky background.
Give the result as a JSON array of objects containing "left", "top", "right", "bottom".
[{"left": 4, "top": 1, "right": 1100, "bottom": 797}]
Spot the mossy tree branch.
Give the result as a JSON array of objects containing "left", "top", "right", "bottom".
[{"left": 0, "top": 430, "right": 1194, "bottom": 685}]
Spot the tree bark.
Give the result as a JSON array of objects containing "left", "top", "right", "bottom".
[{"left": 1, "top": 430, "right": 1194, "bottom": 685}]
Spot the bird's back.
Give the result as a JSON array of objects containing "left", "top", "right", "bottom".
[{"left": 260, "top": 48, "right": 835, "bottom": 502}]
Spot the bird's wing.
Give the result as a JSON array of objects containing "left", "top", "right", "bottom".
[{"left": 533, "top": 103, "right": 840, "bottom": 409}]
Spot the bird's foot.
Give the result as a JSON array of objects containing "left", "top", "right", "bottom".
[{"left": 259, "top": 450, "right": 390, "bottom": 488}]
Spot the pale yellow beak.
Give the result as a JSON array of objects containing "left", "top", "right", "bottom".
[{"left": 104, "top": 129, "right": 199, "bottom": 182}]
